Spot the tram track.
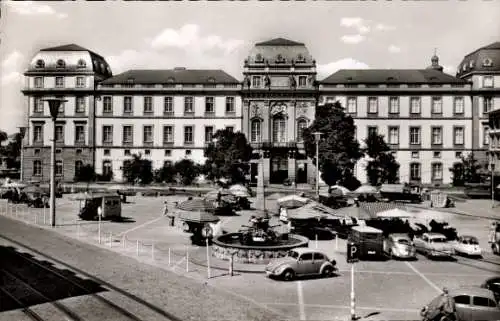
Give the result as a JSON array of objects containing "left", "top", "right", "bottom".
[
  {"left": 0, "top": 235, "right": 183, "bottom": 321},
  {"left": 0, "top": 286, "right": 45, "bottom": 321}
]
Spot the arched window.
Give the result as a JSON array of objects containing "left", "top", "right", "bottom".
[
  {"left": 56, "top": 59, "right": 66, "bottom": 68},
  {"left": 272, "top": 115, "right": 286, "bottom": 143},
  {"left": 410, "top": 163, "right": 421, "bottom": 181},
  {"left": 250, "top": 119, "right": 261, "bottom": 143},
  {"left": 77, "top": 59, "right": 86, "bottom": 68},
  {"left": 35, "top": 59, "right": 45, "bottom": 68},
  {"left": 297, "top": 119, "right": 307, "bottom": 141}
]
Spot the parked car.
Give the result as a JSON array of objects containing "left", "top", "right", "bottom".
[
  {"left": 414, "top": 232, "right": 455, "bottom": 259},
  {"left": 384, "top": 233, "right": 416, "bottom": 259},
  {"left": 422, "top": 287, "right": 500, "bottom": 321},
  {"left": 265, "top": 248, "right": 337, "bottom": 281},
  {"left": 481, "top": 277, "right": 500, "bottom": 302},
  {"left": 453, "top": 235, "right": 482, "bottom": 257}
]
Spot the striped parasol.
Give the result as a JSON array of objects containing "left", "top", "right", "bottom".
[
  {"left": 176, "top": 197, "right": 216, "bottom": 212},
  {"left": 358, "top": 202, "right": 409, "bottom": 219},
  {"left": 178, "top": 211, "right": 220, "bottom": 223}
]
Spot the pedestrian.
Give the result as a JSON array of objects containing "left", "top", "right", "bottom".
[
  {"left": 163, "top": 201, "right": 169, "bottom": 216},
  {"left": 437, "top": 287, "right": 456, "bottom": 321},
  {"left": 97, "top": 205, "right": 103, "bottom": 218}
]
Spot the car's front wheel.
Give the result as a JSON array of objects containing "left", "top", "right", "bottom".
[
  {"left": 282, "top": 269, "right": 295, "bottom": 281},
  {"left": 322, "top": 266, "right": 334, "bottom": 278}
]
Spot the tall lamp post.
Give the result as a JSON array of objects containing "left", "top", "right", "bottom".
[
  {"left": 43, "top": 98, "right": 66, "bottom": 227},
  {"left": 17, "top": 126, "right": 27, "bottom": 182},
  {"left": 313, "top": 132, "right": 322, "bottom": 198},
  {"left": 491, "top": 161, "right": 496, "bottom": 209}
]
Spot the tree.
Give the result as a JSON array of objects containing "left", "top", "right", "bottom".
[
  {"left": 449, "top": 152, "right": 482, "bottom": 186},
  {"left": 364, "top": 132, "right": 400, "bottom": 186},
  {"left": 302, "top": 102, "right": 363, "bottom": 186},
  {"left": 122, "top": 153, "right": 154, "bottom": 185},
  {"left": 154, "top": 162, "right": 177, "bottom": 184},
  {"left": 174, "top": 159, "right": 199, "bottom": 185},
  {"left": 204, "top": 129, "right": 253, "bottom": 184},
  {"left": 1, "top": 132, "right": 22, "bottom": 169}
]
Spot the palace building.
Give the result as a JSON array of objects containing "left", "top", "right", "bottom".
[{"left": 20, "top": 39, "right": 500, "bottom": 185}]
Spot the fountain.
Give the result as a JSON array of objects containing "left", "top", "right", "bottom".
[{"left": 211, "top": 159, "right": 309, "bottom": 264}]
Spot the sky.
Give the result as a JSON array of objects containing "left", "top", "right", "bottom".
[{"left": 1, "top": 0, "right": 499, "bottom": 134}]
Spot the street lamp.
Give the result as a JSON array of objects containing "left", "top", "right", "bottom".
[
  {"left": 17, "top": 126, "right": 27, "bottom": 182},
  {"left": 43, "top": 98, "right": 67, "bottom": 227},
  {"left": 491, "top": 160, "right": 496, "bottom": 209},
  {"left": 313, "top": 132, "right": 322, "bottom": 198}
]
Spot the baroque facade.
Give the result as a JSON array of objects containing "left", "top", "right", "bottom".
[{"left": 20, "top": 39, "right": 500, "bottom": 185}]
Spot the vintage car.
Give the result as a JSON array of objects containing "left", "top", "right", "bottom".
[
  {"left": 383, "top": 233, "right": 416, "bottom": 259},
  {"left": 422, "top": 287, "right": 500, "bottom": 321},
  {"left": 414, "top": 232, "right": 455, "bottom": 258},
  {"left": 453, "top": 235, "right": 482, "bottom": 257},
  {"left": 265, "top": 248, "right": 337, "bottom": 281},
  {"left": 379, "top": 183, "right": 422, "bottom": 203},
  {"left": 481, "top": 276, "right": 500, "bottom": 302}
]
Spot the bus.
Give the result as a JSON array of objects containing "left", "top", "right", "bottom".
[{"left": 348, "top": 226, "right": 384, "bottom": 260}]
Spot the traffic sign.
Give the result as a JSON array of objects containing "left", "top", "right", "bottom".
[{"left": 347, "top": 242, "right": 359, "bottom": 263}]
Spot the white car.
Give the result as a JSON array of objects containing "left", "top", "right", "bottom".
[
  {"left": 414, "top": 232, "right": 455, "bottom": 258},
  {"left": 384, "top": 233, "right": 416, "bottom": 259},
  {"left": 453, "top": 235, "right": 482, "bottom": 257}
]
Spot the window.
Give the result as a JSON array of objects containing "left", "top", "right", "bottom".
[
  {"left": 410, "top": 127, "right": 421, "bottom": 145},
  {"left": 34, "top": 97, "right": 44, "bottom": 113},
  {"left": 185, "top": 150, "right": 192, "bottom": 156},
  {"left": 454, "top": 97, "right": 464, "bottom": 114},
  {"left": 431, "top": 127, "right": 442, "bottom": 145},
  {"left": 272, "top": 116, "right": 286, "bottom": 143},
  {"left": 410, "top": 163, "right": 421, "bottom": 181},
  {"left": 55, "top": 77, "right": 64, "bottom": 88},
  {"left": 297, "top": 119, "right": 307, "bottom": 141},
  {"left": 143, "top": 125, "right": 153, "bottom": 144},
  {"left": 164, "top": 150, "right": 172, "bottom": 157},
  {"left": 411, "top": 151, "right": 419, "bottom": 159},
  {"left": 102, "top": 161, "right": 112, "bottom": 177},
  {"left": 388, "top": 127, "right": 399, "bottom": 145},
  {"left": 123, "top": 125, "right": 133, "bottom": 144},
  {"left": 184, "top": 126, "right": 194, "bottom": 144},
  {"left": 124, "top": 150, "right": 131, "bottom": 156},
  {"left": 298, "top": 76, "right": 307, "bottom": 87},
  {"left": 433, "top": 151, "right": 441, "bottom": 158},
  {"left": 76, "top": 77, "right": 85, "bottom": 88},
  {"left": 77, "top": 59, "right": 86, "bottom": 68},
  {"left": 205, "top": 126, "right": 214, "bottom": 143},
  {"left": 410, "top": 97, "right": 421, "bottom": 114},
  {"left": 33, "top": 125, "right": 43, "bottom": 143},
  {"left": 75, "top": 97, "right": 85, "bottom": 113},
  {"left": 56, "top": 59, "right": 65, "bottom": 68},
  {"left": 455, "top": 152, "right": 462, "bottom": 159},
  {"left": 347, "top": 97, "right": 357, "bottom": 114},
  {"left": 299, "top": 253, "right": 313, "bottom": 261},
  {"left": 252, "top": 76, "right": 261, "bottom": 88},
  {"left": 472, "top": 296, "right": 495, "bottom": 307},
  {"left": 483, "top": 76, "right": 494, "bottom": 88},
  {"left": 34, "top": 77, "right": 44, "bottom": 88},
  {"left": 102, "top": 125, "right": 113, "bottom": 144},
  {"left": 313, "top": 253, "right": 325, "bottom": 261},
  {"left": 75, "top": 125, "right": 85, "bottom": 144},
  {"left": 103, "top": 96, "right": 113, "bottom": 114},
  {"left": 226, "top": 126, "right": 234, "bottom": 133},
  {"left": 368, "top": 97, "right": 378, "bottom": 114},
  {"left": 163, "top": 126, "right": 173, "bottom": 144},
  {"left": 431, "top": 163, "right": 443, "bottom": 181},
  {"left": 74, "top": 161, "right": 83, "bottom": 177},
  {"left": 367, "top": 126, "right": 378, "bottom": 137},
  {"left": 145, "top": 149, "right": 151, "bottom": 155},
  {"left": 104, "top": 149, "right": 110, "bottom": 156},
  {"left": 454, "top": 127, "right": 464, "bottom": 145},
  {"left": 55, "top": 160, "right": 63, "bottom": 176},
  {"left": 35, "top": 59, "right": 45, "bottom": 68},
  {"left": 484, "top": 97, "right": 493, "bottom": 113},
  {"left": 56, "top": 97, "right": 65, "bottom": 114},
  {"left": 32, "top": 160, "right": 43, "bottom": 177},
  {"left": 205, "top": 97, "right": 215, "bottom": 113},
  {"left": 484, "top": 126, "right": 490, "bottom": 145},
  {"left": 389, "top": 97, "right": 399, "bottom": 114},
  {"left": 250, "top": 120, "right": 261, "bottom": 143},
  {"left": 184, "top": 97, "right": 194, "bottom": 113},
  {"left": 123, "top": 97, "right": 133, "bottom": 114},
  {"left": 431, "top": 97, "right": 442, "bottom": 114},
  {"left": 225, "top": 97, "right": 235, "bottom": 113},
  {"left": 164, "top": 97, "right": 173, "bottom": 114},
  {"left": 55, "top": 125, "right": 64, "bottom": 143},
  {"left": 144, "top": 97, "right": 153, "bottom": 114}
]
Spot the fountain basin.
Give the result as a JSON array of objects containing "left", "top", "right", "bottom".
[{"left": 212, "top": 233, "right": 309, "bottom": 264}]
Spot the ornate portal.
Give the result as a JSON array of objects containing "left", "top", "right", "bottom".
[
  {"left": 251, "top": 104, "right": 262, "bottom": 118},
  {"left": 270, "top": 103, "right": 287, "bottom": 115}
]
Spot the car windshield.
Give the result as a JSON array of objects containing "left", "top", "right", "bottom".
[
  {"left": 431, "top": 238, "right": 447, "bottom": 243},
  {"left": 464, "top": 239, "right": 479, "bottom": 245},
  {"left": 288, "top": 251, "right": 299, "bottom": 259},
  {"left": 397, "top": 239, "right": 410, "bottom": 245}
]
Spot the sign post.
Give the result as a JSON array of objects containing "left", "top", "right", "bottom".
[{"left": 347, "top": 242, "right": 359, "bottom": 321}]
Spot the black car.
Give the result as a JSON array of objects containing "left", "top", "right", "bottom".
[{"left": 481, "top": 276, "right": 500, "bottom": 302}]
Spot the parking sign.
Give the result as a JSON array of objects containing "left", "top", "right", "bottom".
[{"left": 347, "top": 242, "right": 359, "bottom": 263}]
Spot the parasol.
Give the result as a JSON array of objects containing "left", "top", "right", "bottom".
[
  {"left": 176, "top": 197, "right": 216, "bottom": 212},
  {"left": 354, "top": 185, "right": 378, "bottom": 194},
  {"left": 330, "top": 185, "right": 351, "bottom": 196},
  {"left": 376, "top": 208, "right": 413, "bottom": 219},
  {"left": 277, "top": 194, "right": 310, "bottom": 209},
  {"left": 178, "top": 211, "right": 220, "bottom": 223},
  {"left": 229, "top": 184, "right": 251, "bottom": 198}
]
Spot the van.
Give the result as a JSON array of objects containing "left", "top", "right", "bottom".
[{"left": 348, "top": 225, "right": 383, "bottom": 260}]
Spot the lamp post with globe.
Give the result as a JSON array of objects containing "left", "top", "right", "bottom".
[
  {"left": 42, "top": 98, "right": 67, "bottom": 227},
  {"left": 313, "top": 132, "right": 322, "bottom": 198}
]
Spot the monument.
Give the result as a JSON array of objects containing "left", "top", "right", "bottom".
[{"left": 256, "top": 158, "right": 266, "bottom": 213}]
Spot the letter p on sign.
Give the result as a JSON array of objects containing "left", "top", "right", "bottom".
[{"left": 347, "top": 242, "right": 359, "bottom": 263}]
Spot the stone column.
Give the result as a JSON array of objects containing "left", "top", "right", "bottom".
[
  {"left": 242, "top": 100, "right": 250, "bottom": 138},
  {"left": 255, "top": 156, "right": 265, "bottom": 212},
  {"left": 262, "top": 101, "right": 270, "bottom": 142},
  {"left": 263, "top": 151, "right": 271, "bottom": 186},
  {"left": 288, "top": 150, "right": 296, "bottom": 185}
]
